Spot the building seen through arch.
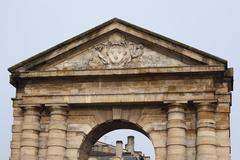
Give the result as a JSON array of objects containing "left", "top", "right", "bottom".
[
  {"left": 8, "top": 18, "right": 233, "bottom": 160},
  {"left": 78, "top": 119, "right": 154, "bottom": 160},
  {"left": 89, "top": 136, "right": 150, "bottom": 160}
]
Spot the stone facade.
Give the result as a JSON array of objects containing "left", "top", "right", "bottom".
[{"left": 8, "top": 18, "right": 233, "bottom": 160}]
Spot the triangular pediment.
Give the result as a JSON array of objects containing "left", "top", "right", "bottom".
[
  {"left": 37, "top": 32, "right": 202, "bottom": 71},
  {"left": 9, "top": 18, "right": 227, "bottom": 73}
]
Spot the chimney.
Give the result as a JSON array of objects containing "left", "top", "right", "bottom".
[
  {"left": 115, "top": 140, "right": 123, "bottom": 158},
  {"left": 126, "top": 136, "right": 134, "bottom": 154}
]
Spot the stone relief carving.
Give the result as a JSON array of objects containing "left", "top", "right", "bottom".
[
  {"left": 88, "top": 34, "right": 144, "bottom": 68},
  {"left": 49, "top": 34, "right": 188, "bottom": 71}
]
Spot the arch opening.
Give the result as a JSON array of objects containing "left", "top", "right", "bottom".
[{"left": 79, "top": 120, "right": 155, "bottom": 160}]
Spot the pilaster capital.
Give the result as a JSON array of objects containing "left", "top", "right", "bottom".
[
  {"left": 193, "top": 101, "right": 217, "bottom": 112},
  {"left": 19, "top": 104, "right": 42, "bottom": 115},
  {"left": 45, "top": 103, "right": 69, "bottom": 115},
  {"left": 20, "top": 104, "right": 42, "bottom": 110},
  {"left": 164, "top": 101, "right": 188, "bottom": 113}
]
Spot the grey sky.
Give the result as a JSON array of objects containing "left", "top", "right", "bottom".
[{"left": 0, "top": 1, "right": 239, "bottom": 159}]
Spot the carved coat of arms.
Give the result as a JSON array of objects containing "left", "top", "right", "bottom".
[{"left": 89, "top": 34, "right": 144, "bottom": 68}]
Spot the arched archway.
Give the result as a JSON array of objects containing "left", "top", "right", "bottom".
[{"left": 79, "top": 119, "right": 154, "bottom": 160}]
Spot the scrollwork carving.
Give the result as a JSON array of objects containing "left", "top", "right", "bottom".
[
  {"left": 50, "top": 33, "right": 186, "bottom": 71},
  {"left": 88, "top": 34, "right": 144, "bottom": 68}
]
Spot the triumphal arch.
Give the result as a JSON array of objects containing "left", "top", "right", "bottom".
[{"left": 9, "top": 18, "right": 233, "bottom": 160}]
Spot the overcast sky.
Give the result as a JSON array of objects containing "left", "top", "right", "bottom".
[{"left": 0, "top": 1, "right": 239, "bottom": 160}]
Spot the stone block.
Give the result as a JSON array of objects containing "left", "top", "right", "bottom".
[
  {"left": 155, "top": 147, "right": 166, "bottom": 160},
  {"left": 216, "top": 147, "right": 230, "bottom": 160},
  {"left": 215, "top": 113, "right": 229, "bottom": 129},
  {"left": 67, "top": 124, "right": 91, "bottom": 134},
  {"left": 216, "top": 103, "right": 230, "bottom": 113},
  {"left": 67, "top": 132, "right": 85, "bottom": 149},
  {"left": 149, "top": 131, "right": 166, "bottom": 147},
  {"left": 216, "top": 130, "right": 230, "bottom": 146},
  {"left": 38, "top": 149, "right": 47, "bottom": 160},
  {"left": 65, "top": 149, "right": 79, "bottom": 159},
  {"left": 39, "top": 132, "right": 48, "bottom": 149},
  {"left": 186, "top": 130, "right": 196, "bottom": 147},
  {"left": 187, "top": 147, "right": 196, "bottom": 160},
  {"left": 12, "top": 124, "right": 22, "bottom": 133},
  {"left": 216, "top": 94, "right": 231, "bottom": 103},
  {"left": 10, "top": 148, "right": 20, "bottom": 160}
]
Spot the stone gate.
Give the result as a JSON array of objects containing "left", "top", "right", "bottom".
[{"left": 9, "top": 18, "right": 233, "bottom": 160}]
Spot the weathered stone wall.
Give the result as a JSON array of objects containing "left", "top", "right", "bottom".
[
  {"left": 21, "top": 75, "right": 216, "bottom": 104},
  {"left": 10, "top": 73, "right": 231, "bottom": 160}
]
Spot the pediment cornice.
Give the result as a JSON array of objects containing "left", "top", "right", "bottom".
[{"left": 9, "top": 18, "right": 227, "bottom": 73}]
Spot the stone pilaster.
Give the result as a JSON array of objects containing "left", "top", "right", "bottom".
[
  {"left": 167, "top": 102, "right": 187, "bottom": 160},
  {"left": 196, "top": 102, "right": 217, "bottom": 160},
  {"left": 46, "top": 104, "right": 68, "bottom": 160},
  {"left": 154, "top": 133, "right": 167, "bottom": 160},
  {"left": 10, "top": 98, "right": 23, "bottom": 160},
  {"left": 20, "top": 104, "right": 42, "bottom": 160}
]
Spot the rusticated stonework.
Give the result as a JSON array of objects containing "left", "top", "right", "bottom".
[{"left": 9, "top": 18, "right": 233, "bottom": 160}]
